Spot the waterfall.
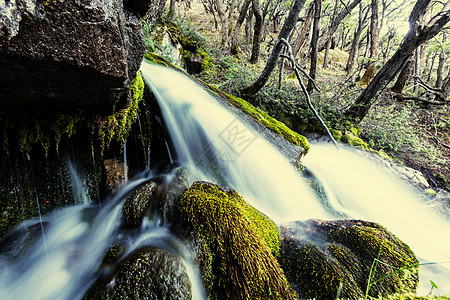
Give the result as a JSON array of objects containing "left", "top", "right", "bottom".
[
  {"left": 140, "top": 62, "right": 450, "bottom": 295},
  {"left": 1, "top": 61, "right": 449, "bottom": 298}
]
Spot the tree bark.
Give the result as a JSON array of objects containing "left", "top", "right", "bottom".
[
  {"left": 250, "top": 0, "right": 263, "bottom": 63},
  {"left": 323, "top": 0, "right": 339, "bottom": 69},
  {"left": 346, "top": 2, "right": 367, "bottom": 74},
  {"left": 293, "top": 2, "right": 314, "bottom": 58},
  {"left": 317, "top": 0, "right": 362, "bottom": 51},
  {"left": 215, "top": 0, "right": 229, "bottom": 44},
  {"left": 230, "top": 0, "right": 252, "bottom": 54},
  {"left": 308, "top": 0, "right": 322, "bottom": 91},
  {"left": 345, "top": 0, "right": 450, "bottom": 122},
  {"left": 240, "top": 0, "right": 307, "bottom": 95},
  {"left": 391, "top": 56, "right": 414, "bottom": 93},
  {"left": 359, "top": 0, "right": 379, "bottom": 85},
  {"left": 436, "top": 51, "right": 446, "bottom": 88},
  {"left": 427, "top": 51, "right": 437, "bottom": 82}
]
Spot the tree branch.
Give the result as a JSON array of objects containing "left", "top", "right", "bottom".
[{"left": 279, "top": 38, "right": 338, "bottom": 150}]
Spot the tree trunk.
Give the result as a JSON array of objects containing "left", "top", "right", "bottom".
[
  {"left": 317, "top": 0, "right": 362, "bottom": 51},
  {"left": 427, "top": 51, "right": 437, "bottom": 82},
  {"left": 230, "top": 0, "right": 252, "bottom": 54},
  {"left": 436, "top": 51, "right": 445, "bottom": 88},
  {"left": 168, "top": 0, "right": 176, "bottom": 19},
  {"left": 360, "top": 0, "right": 379, "bottom": 85},
  {"left": 307, "top": 0, "right": 322, "bottom": 92},
  {"left": 293, "top": 2, "right": 314, "bottom": 58},
  {"left": 250, "top": 0, "right": 263, "bottom": 63},
  {"left": 346, "top": 3, "right": 367, "bottom": 74},
  {"left": 345, "top": 0, "right": 450, "bottom": 122},
  {"left": 391, "top": 56, "right": 414, "bottom": 93},
  {"left": 323, "top": 0, "right": 339, "bottom": 69},
  {"left": 215, "top": 0, "right": 229, "bottom": 44},
  {"left": 241, "top": 0, "right": 307, "bottom": 95}
]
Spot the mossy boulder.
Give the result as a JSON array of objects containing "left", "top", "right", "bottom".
[
  {"left": 279, "top": 219, "right": 419, "bottom": 300},
  {"left": 341, "top": 131, "right": 370, "bottom": 150},
  {"left": 84, "top": 247, "right": 191, "bottom": 299},
  {"left": 177, "top": 181, "right": 296, "bottom": 300}
]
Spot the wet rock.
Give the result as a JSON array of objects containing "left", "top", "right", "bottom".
[
  {"left": 177, "top": 181, "right": 296, "bottom": 299},
  {"left": 84, "top": 247, "right": 192, "bottom": 300},
  {"left": 279, "top": 219, "right": 419, "bottom": 300},
  {"left": 0, "top": 0, "right": 147, "bottom": 116},
  {"left": 104, "top": 158, "right": 127, "bottom": 193},
  {"left": 122, "top": 180, "right": 157, "bottom": 226}
]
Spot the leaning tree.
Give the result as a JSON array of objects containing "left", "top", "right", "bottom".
[{"left": 345, "top": 0, "right": 450, "bottom": 122}]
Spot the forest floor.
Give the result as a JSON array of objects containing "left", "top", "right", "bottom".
[{"left": 166, "top": 1, "right": 450, "bottom": 193}]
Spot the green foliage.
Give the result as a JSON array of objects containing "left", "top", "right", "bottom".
[{"left": 179, "top": 181, "right": 297, "bottom": 300}]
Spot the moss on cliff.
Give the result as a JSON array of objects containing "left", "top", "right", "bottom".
[
  {"left": 97, "top": 71, "right": 145, "bottom": 151},
  {"left": 179, "top": 181, "right": 296, "bottom": 299}
]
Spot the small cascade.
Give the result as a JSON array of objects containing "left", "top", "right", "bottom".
[
  {"left": 68, "top": 160, "right": 90, "bottom": 205},
  {"left": 123, "top": 141, "right": 128, "bottom": 183}
]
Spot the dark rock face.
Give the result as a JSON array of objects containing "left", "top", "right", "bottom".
[
  {"left": 279, "top": 219, "right": 419, "bottom": 300},
  {"left": 84, "top": 247, "right": 192, "bottom": 299},
  {"left": 0, "top": 0, "right": 148, "bottom": 116}
]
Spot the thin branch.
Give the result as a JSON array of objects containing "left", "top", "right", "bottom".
[
  {"left": 340, "top": 0, "right": 351, "bottom": 14},
  {"left": 279, "top": 38, "right": 339, "bottom": 149},
  {"left": 393, "top": 93, "right": 449, "bottom": 105},
  {"left": 280, "top": 54, "right": 322, "bottom": 92},
  {"left": 414, "top": 76, "right": 443, "bottom": 92}
]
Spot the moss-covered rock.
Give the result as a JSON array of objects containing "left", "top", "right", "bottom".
[
  {"left": 84, "top": 247, "right": 191, "bottom": 300},
  {"left": 341, "top": 132, "right": 370, "bottom": 150},
  {"left": 279, "top": 219, "right": 419, "bottom": 300},
  {"left": 178, "top": 181, "right": 296, "bottom": 300}
]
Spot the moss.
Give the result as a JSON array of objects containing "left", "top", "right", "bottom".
[
  {"left": 330, "top": 128, "right": 343, "bottom": 141},
  {"left": 97, "top": 71, "right": 145, "bottom": 151},
  {"left": 179, "top": 181, "right": 297, "bottom": 300},
  {"left": 279, "top": 220, "right": 419, "bottom": 299},
  {"left": 203, "top": 85, "right": 310, "bottom": 154},
  {"left": 341, "top": 133, "right": 370, "bottom": 150}
]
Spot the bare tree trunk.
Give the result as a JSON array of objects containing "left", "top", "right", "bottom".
[
  {"left": 307, "top": 0, "right": 322, "bottom": 92},
  {"left": 360, "top": 0, "right": 379, "bottom": 85},
  {"left": 436, "top": 51, "right": 446, "bottom": 88},
  {"left": 250, "top": 0, "right": 263, "bottom": 63},
  {"left": 293, "top": 2, "right": 314, "bottom": 58},
  {"left": 345, "top": 0, "right": 450, "bottom": 122},
  {"left": 215, "top": 0, "right": 229, "bottom": 44},
  {"left": 241, "top": 0, "right": 307, "bottom": 95},
  {"left": 317, "top": 0, "right": 362, "bottom": 51},
  {"left": 346, "top": 3, "right": 367, "bottom": 74},
  {"left": 323, "top": 0, "right": 339, "bottom": 69},
  {"left": 230, "top": 0, "right": 252, "bottom": 54},
  {"left": 427, "top": 51, "right": 438, "bottom": 82},
  {"left": 391, "top": 56, "right": 414, "bottom": 93}
]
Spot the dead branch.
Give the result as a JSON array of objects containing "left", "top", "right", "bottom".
[{"left": 393, "top": 93, "right": 449, "bottom": 105}]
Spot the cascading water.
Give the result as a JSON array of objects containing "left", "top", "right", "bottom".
[
  {"left": 140, "top": 62, "right": 450, "bottom": 295},
  {"left": 1, "top": 60, "right": 449, "bottom": 298},
  {"left": 0, "top": 170, "right": 205, "bottom": 300}
]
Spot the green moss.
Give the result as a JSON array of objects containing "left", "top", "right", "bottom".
[
  {"left": 341, "top": 133, "right": 370, "bottom": 150},
  {"left": 204, "top": 85, "right": 310, "bottom": 154},
  {"left": 179, "top": 181, "right": 297, "bottom": 300},
  {"left": 144, "top": 52, "right": 169, "bottom": 66},
  {"left": 330, "top": 128, "right": 343, "bottom": 141},
  {"left": 97, "top": 71, "right": 144, "bottom": 151}
]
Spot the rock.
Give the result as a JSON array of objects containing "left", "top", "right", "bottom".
[
  {"left": 177, "top": 181, "right": 296, "bottom": 299},
  {"left": 122, "top": 180, "right": 157, "bottom": 226},
  {"left": 84, "top": 247, "right": 192, "bottom": 300},
  {"left": 0, "top": 0, "right": 148, "bottom": 116},
  {"left": 279, "top": 219, "right": 419, "bottom": 300}
]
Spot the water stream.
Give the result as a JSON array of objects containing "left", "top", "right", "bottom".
[{"left": 0, "top": 61, "right": 449, "bottom": 298}]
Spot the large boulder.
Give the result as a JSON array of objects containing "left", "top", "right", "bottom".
[
  {"left": 0, "top": 0, "right": 149, "bottom": 116},
  {"left": 279, "top": 219, "right": 419, "bottom": 300},
  {"left": 84, "top": 246, "right": 192, "bottom": 299},
  {"left": 177, "top": 181, "right": 296, "bottom": 300}
]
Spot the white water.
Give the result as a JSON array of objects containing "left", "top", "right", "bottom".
[
  {"left": 141, "top": 62, "right": 450, "bottom": 295},
  {"left": 0, "top": 172, "right": 205, "bottom": 300},
  {"left": 1, "top": 61, "right": 449, "bottom": 298}
]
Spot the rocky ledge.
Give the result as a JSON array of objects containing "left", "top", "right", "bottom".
[{"left": 0, "top": 0, "right": 150, "bottom": 116}]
